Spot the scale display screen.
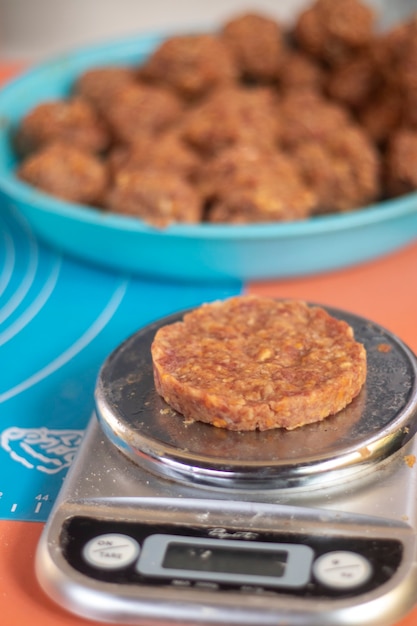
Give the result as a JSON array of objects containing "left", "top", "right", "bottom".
[
  {"left": 137, "top": 534, "right": 314, "bottom": 588},
  {"left": 164, "top": 542, "right": 287, "bottom": 577}
]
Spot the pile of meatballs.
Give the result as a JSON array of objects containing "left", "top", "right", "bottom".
[{"left": 15, "top": 0, "right": 417, "bottom": 227}]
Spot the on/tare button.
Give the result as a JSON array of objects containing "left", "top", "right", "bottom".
[
  {"left": 313, "top": 551, "right": 373, "bottom": 590},
  {"left": 83, "top": 533, "right": 140, "bottom": 570}
]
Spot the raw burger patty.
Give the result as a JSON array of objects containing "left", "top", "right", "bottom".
[{"left": 151, "top": 295, "right": 367, "bottom": 431}]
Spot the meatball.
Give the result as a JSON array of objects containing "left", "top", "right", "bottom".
[
  {"left": 106, "top": 168, "right": 203, "bottom": 227},
  {"left": 198, "top": 144, "right": 296, "bottom": 199},
  {"left": 292, "top": 126, "right": 381, "bottom": 214},
  {"left": 208, "top": 182, "right": 315, "bottom": 224},
  {"left": 204, "top": 145, "right": 316, "bottom": 223},
  {"left": 386, "top": 19, "right": 417, "bottom": 128},
  {"left": 293, "top": 0, "right": 375, "bottom": 66},
  {"left": 350, "top": 19, "right": 417, "bottom": 143},
  {"left": 181, "top": 85, "right": 279, "bottom": 157},
  {"left": 356, "top": 87, "right": 403, "bottom": 146},
  {"left": 107, "top": 131, "right": 200, "bottom": 181},
  {"left": 325, "top": 48, "right": 382, "bottom": 111},
  {"left": 391, "top": 18, "right": 417, "bottom": 91},
  {"left": 141, "top": 34, "right": 237, "bottom": 99},
  {"left": 17, "top": 142, "right": 108, "bottom": 205},
  {"left": 384, "top": 129, "right": 417, "bottom": 197},
  {"left": 278, "top": 50, "right": 326, "bottom": 93},
  {"left": 102, "top": 83, "right": 183, "bottom": 144},
  {"left": 15, "top": 97, "right": 110, "bottom": 156},
  {"left": 221, "top": 12, "right": 286, "bottom": 82},
  {"left": 14, "top": 4, "right": 417, "bottom": 228},
  {"left": 402, "top": 87, "right": 417, "bottom": 128},
  {"left": 74, "top": 65, "right": 137, "bottom": 111},
  {"left": 369, "top": 20, "right": 412, "bottom": 84},
  {"left": 277, "top": 91, "right": 352, "bottom": 149}
]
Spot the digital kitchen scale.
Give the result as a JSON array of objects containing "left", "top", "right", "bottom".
[{"left": 36, "top": 304, "right": 417, "bottom": 626}]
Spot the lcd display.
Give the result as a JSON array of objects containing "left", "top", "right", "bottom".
[
  {"left": 138, "top": 534, "right": 314, "bottom": 589},
  {"left": 163, "top": 542, "right": 287, "bottom": 577}
]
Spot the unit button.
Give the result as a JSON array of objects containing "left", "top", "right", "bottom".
[
  {"left": 83, "top": 533, "right": 140, "bottom": 570},
  {"left": 313, "top": 551, "right": 372, "bottom": 590}
]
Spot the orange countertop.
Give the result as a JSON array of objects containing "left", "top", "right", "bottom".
[{"left": 248, "top": 240, "right": 417, "bottom": 356}]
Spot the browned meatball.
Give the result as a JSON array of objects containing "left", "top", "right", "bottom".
[
  {"left": 325, "top": 48, "right": 382, "bottom": 111},
  {"left": 292, "top": 126, "right": 381, "bottom": 213},
  {"left": 181, "top": 85, "right": 279, "bottom": 157},
  {"left": 293, "top": 0, "right": 375, "bottom": 66},
  {"left": 369, "top": 21, "right": 412, "bottom": 84},
  {"left": 390, "top": 18, "right": 417, "bottom": 90},
  {"left": 356, "top": 87, "right": 403, "bottom": 146},
  {"left": 141, "top": 34, "right": 237, "bottom": 99},
  {"left": 386, "top": 20, "right": 417, "bottom": 128},
  {"left": 278, "top": 50, "right": 326, "bottom": 93},
  {"left": 198, "top": 144, "right": 296, "bottom": 199},
  {"left": 74, "top": 65, "right": 137, "bottom": 111},
  {"left": 357, "top": 17, "right": 417, "bottom": 134},
  {"left": 17, "top": 142, "right": 108, "bottom": 205},
  {"left": 15, "top": 97, "right": 110, "bottom": 156},
  {"left": 208, "top": 179, "right": 315, "bottom": 224},
  {"left": 384, "top": 129, "right": 417, "bottom": 197},
  {"left": 203, "top": 145, "right": 316, "bottom": 223},
  {"left": 346, "top": 18, "right": 417, "bottom": 143},
  {"left": 221, "top": 12, "right": 286, "bottom": 82},
  {"left": 375, "top": 19, "right": 412, "bottom": 59},
  {"left": 278, "top": 91, "right": 352, "bottom": 149},
  {"left": 107, "top": 131, "right": 200, "bottom": 181},
  {"left": 102, "top": 83, "right": 183, "bottom": 144},
  {"left": 16, "top": 5, "right": 417, "bottom": 228},
  {"left": 106, "top": 168, "right": 203, "bottom": 227},
  {"left": 402, "top": 87, "right": 417, "bottom": 128}
]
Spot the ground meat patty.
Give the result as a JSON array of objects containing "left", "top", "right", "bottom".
[{"left": 151, "top": 296, "right": 367, "bottom": 431}]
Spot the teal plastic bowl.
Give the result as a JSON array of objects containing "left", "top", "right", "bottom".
[{"left": 1, "top": 31, "right": 417, "bottom": 282}]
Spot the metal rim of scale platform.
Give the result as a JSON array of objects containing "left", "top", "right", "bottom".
[{"left": 95, "top": 305, "right": 417, "bottom": 491}]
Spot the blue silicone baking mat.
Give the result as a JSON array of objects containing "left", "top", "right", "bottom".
[{"left": 0, "top": 205, "right": 241, "bottom": 522}]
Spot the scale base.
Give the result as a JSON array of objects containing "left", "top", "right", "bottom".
[{"left": 36, "top": 304, "right": 417, "bottom": 626}]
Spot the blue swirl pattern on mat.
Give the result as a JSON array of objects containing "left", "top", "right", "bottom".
[{"left": 0, "top": 206, "right": 241, "bottom": 521}]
